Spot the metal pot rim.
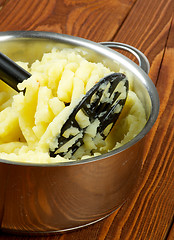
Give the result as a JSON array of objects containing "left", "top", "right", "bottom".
[{"left": 0, "top": 31, "right": 160, "bottom": 167}]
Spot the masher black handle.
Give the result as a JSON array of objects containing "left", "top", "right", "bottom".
[{"left": 0, "top": 52, "right": 31, "bottom": 92}]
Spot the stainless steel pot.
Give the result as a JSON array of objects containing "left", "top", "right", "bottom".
[{"left": 0, "top": 31, "right": 159, "bottom": 234}]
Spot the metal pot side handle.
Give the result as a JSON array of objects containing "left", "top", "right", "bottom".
[{"left": 100, "top": 42, "right": 150, "bottom": 74}]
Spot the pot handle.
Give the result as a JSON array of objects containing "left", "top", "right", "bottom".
[{"left": 100, "top": 42, "right": 150, "bottom": 74}]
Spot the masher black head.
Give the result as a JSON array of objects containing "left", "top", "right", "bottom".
[{"left": 50, "top": 73, "right": 129, "bottom": 159}]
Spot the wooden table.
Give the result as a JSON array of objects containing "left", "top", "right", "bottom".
[{"left": 0, "top": 0, "right": 173, "bottom": 239}]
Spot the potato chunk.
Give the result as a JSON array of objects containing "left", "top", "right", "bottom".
[
  {"left": 13, "top": 79, "right": 39, "bottom": 146},
  {"left": 57, "top": 68, "right": 74, "bottom": 102},
  {"left": 0, "top": 107, "right": 24, "bottom": 143}
]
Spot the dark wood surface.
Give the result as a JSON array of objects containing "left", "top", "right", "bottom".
[{"left": 0, "top": 0, "right": 173, "bottom": 239}]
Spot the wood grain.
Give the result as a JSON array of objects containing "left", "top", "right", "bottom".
[
  {"left": 112, "top": 0, "right": 174, "bottom": 83},
  {"left": 106, "top": 18, "right": 174, "bottom": 240},
  {"left": 0, "top": 0, "right": 9, "bottom": 8},
  {"left": 0, "top": 0, "right": 136, "bottom": 41},
  {"left": 0, "top": 0, "right": 173, "bottom": 239},
  {"left": 167, "top": 220, "right": 174, "bottom": 240}
]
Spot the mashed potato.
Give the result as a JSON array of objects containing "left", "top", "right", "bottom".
[{"left": 0, "top": 48, "right": 147, "bottom": 163}]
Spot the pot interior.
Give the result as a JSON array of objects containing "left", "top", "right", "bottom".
[{"left": 0, "top": 32, "right": 159, "bottom": 162}]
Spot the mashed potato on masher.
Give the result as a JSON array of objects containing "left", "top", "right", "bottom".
[{"left": 0, "top": 48, "right": 147, "bottom": 163}]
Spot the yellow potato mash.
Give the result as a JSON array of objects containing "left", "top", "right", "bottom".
[{"left": 0, "top": 48, "right": 147, "bottom": 163}]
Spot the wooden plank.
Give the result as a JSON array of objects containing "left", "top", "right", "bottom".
[
  {"left": 0, "top": 0, "right": 136, "bottom": 42},
  {"left": 102, "top": 9, "right": 174, "bottom": 240},
  {"left": 167, "top": 222, "right": 174, "bottom": 240},
  {"left": 0, "top": 0, "right": 9, "bottom": 10},
  {"left": 112, "top": 0, "right": 173, "bottom": 84},
  {"left": 0, "top": 0, "right": 173, "bottom": 239}
]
